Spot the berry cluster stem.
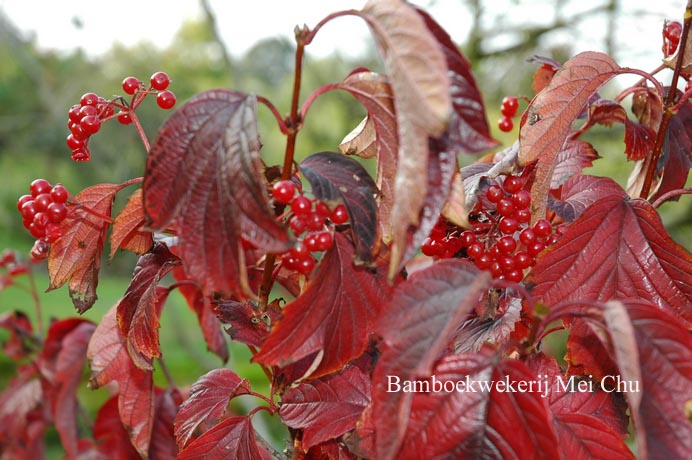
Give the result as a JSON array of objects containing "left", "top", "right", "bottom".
[
  {"left": 27, "top": 268, "right": 44, "bottom": 336},
  {"left": 640, "top": 8, "right": 692, "bottom": 199}
]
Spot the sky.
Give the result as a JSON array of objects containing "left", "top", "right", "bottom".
[{"left": 0, "top": 0, "right": 686, "bottom": 67}]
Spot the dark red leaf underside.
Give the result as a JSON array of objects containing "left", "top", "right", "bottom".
[
  {"left": 652, "top": 99, "right": 692, "bottom": 201},
  {"left": 177, "top": 416, "right": 265, "bottom": 460},
  {"left": 144, "top": 89, "right": 291, "bottom": 296},
  {"left": 532, "top": 195, "right": 692, "bottom": 325},
  {"left": 213, "top": 299, "right": 281, "bottom": 348},
  {"left": 0, "top": 365, "right": 42, "bottom": 450},
  {"left": 415, "top": 6, "right": 498, "bottom": 154},
  {"left": 174, "top": 368, "right": 251, "bottom": 449},
  {"left": 92, "top": 396, "right": 149, "bottom": 460},
  {"left": 399, "top": 350, "right": 560, "bottom": 460},
  {"left": 110, "top": 188, "right": 154, "bottom": 258},
  {"left": 48, "top": 183, "right": 120, "bottom": 312},
  {"left": 279, "top": 364, "right": 371, "bottom": 449},
  {"left": 299, "top": 152, "right": 379, "bottom": 263},
  {"left": 254, "top": 233, "right": 392, "bottom": 379},
  {"left": 87, "top": 305, "right": 154, "bottom": 458},
  {"left": 372, "top": 259, "right": 491, "bottom": 460},
  {"left": 549, "top": 175, "right": 626, "bottom": 222},
  {"left": 150, "top": 388, "right": 180, "bottom": 460},
  {"left": 550, "top": 140, "right": 600, "bottom": 188}
]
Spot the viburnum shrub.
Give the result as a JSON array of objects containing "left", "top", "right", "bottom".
[{"left": 2, "top": 1, "right": 692, "bottom": 459}]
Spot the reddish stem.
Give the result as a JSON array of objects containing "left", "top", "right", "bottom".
[
  {"left": 26, "top": 267, "right": 43, "bottom": 337},
  {"left": 258, "top": 95, "right": 288, "bottom": 134},
  {"left": 299, "top": 83, "right": 338, "bottom": 122},
  {"left": 303, "top": 10, "right": 361, "bottom": 46},
  {"left": 651, "top": 187, "right": 692, "bottom": 208}
]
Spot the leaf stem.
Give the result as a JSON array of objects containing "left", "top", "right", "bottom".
[
  {"left": 157, "top": 357, "right": 177, "bottom": 390},
  {"left": 258, "top": 96, "right": 288, "bottom": 134},
  {"left": 26, "top": 267, "right": 43, "bottom": 336},
  {"left": 651, "top": 187, "right": 692, "bottom": 208},
  {"left": 299, "top": 83, "right": 338, "bottom": 123},
  {"left": 128, "top": 110, "right": 151, "bottom": 153},
  {"left": 303, "top": 10, "right": 361, "bottom": 46},
  {"left": 640, "top": 9, "right": 692, "bottom": 198}
]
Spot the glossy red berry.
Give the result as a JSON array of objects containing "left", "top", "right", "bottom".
[
  {"left": 31, "top": 239, "right": 50, "bottom": 261},
  {"left": 66, "top": 134, "right": 84, "bottom": 150},
  {"left": 156, "top": 90, "right": 176, "bottom": 110},
  {"left": 117, "top": 112, "right": 133, "bottom": 124},
  {"left": 501, "top": 96, "right": 519, "bottom": 117},
  {"left": 533, "top": 219, "right": 553, "bottom": 238},
  {"left": 515, "top": 251, "right": 532, "bottom": 269},
  {"left": 50, "top": 184, "right": 69, "bottom": 204},
  {"left": 122, "top": 76, "right": 140, "bottom": 95},
  {"left": 486, "top": 185, "right": 504, "bottom": 203},
  {"left": 30, "top": 179, "right": 52, "bottom": 197},
  {"left": 498, "top": 217, "right": 519, "bottom": 235},
  {"left": 17, "top": 195, "right": 33, "bottom": 212},
  {"left": 80, "top": 115, "right": 101, "bottom": 135},
  {"left": 45, "top": 223, "right": 63, "bottom": 243},
  {"left": 498, "top": 116, "right": 514, "bottom": 132},
  {"left": 34, "top": 193, "right": 52, "bottom": 212},
  {"left": 289, "top": 215, "right": 307, "bottom": 235},
  {"left": 80, "top": 92, "right": 99, "bottom": 107},
  {"left": 503, "top": 175, "right": 523, "bottom": 194},
  {"left": 497, "top": 236, "right": 517, "bottom": 255},
  {"left": 664, "top": 20, "right": 682, "bottom": 42},
  {"left": 314, "top": 231, "right": 334, "bottom": 252},
  {"left": 47, "top": 202, "right": 67, "bottom": 223},
  {"left": 460, "top": 230, "right": 476, "bottom": 247},
  {"left": 271, "top": 180, "right": 296, "bottom": 204},
  {"left": 330, "top": 204, "right": 349, "bottom": 225},
  {"left": 306, "top": 212, "right": 325, "bottom": 231},
  {"left": 519, "top": 228, "right": 536, "bottom": 246},
  {"left": 20, "top": 201, "right": 38, "bottom": 221},
  {"left": 71, "top": 147, "right": 91, "bottom": 162},
  {"left": 295, "top": 255, "right": 316, "bottom": 275},
  {"left": 505, "top": 269, "right": 524, "bottom": 283},
  {"left": 150, "top": 71, "right": 171, "bottom": 91},
  {"left": 314, "top": 201, "right": 331, "bottom": 219},
  {"left": 497, "top": 198, "right": 515, "bottom": 217},
  {"left": 421, "top": 237, "right": 439, "bottom": 257},
  {"left": 512, "top": 190, "right": 531, "bottom": 210},
  {"left": 68, "top": 105, "right": 82, "bottom": 123},
  {"left": 475, "top": 253, "right": 492, "bottom": 270},
  {"left": 289, "top": 242, "right": 309, "bottom": 259},
  {"left": 527, "top": 241, "right": 546, "bottom": 257},
  {"left": 303, "top": 232, "right": 319, "bottom": 252},
  {"left": 467, "top": 242, "right": 483, "bottom": 259},
  {"left": 290, "top": 195, "right": 312, "bottom": 217},
  {"left": 514, "top": 208, "right": 531, "bottom": 224}
]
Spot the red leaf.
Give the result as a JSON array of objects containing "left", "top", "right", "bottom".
[
  {"left": 532, "top": 196, "right": 692, "bottom": 325},
  {"left": 299, "top": 152, "right": 379, "bottom": 263},
  {"left": 110, "top": 188, "right": 154, "bottom": 259},
  {"left": 92, "top": 396, "right": 142, "bottom": 460},
  {"left": 549, "top": 175, "right": 626, "bottom": 222},
  {"left": 174, "top": 368, "right": 251, "bottom": 449},
  {"left": 651, "top": 98, "right": 692, "bottom": 201},
  {"left": 177, "top": 416, "right": 264, "bottom": 460},
  {"left": 337, "top": 70, "right": 397, "bottom": 245},
  {"left": 279, "top": 365, "right": 371, "bottom": 449},
  {"left": 38, "top": 318, "right": 96, "bottom": 458},
  {"left": 116, "top": 242, "right": 180, "bottom": 369},
  {"left": 519, "top": 52, "right": 620, "bottom": 221},
  {"left": 564, "top": 319, "right": 619, "bottom": 380},
  {"left": 48, "top": 183, "right": 120, "bottom": 312},
  {"left": 398, "top": 350, "right": 559, "bottom": 460},
  {"left": 213, "top": 299, "right": 281, "bottom": 348},
  {"left": 87, "top": 305, "right": 155, "bottom": 458},
  {"left": 528, "top": 354, "right": 633, "bottom": 460},
  {"left": 172, "top": 266, "right": 228, "bottom": 362},
  {"left": 371, "top": 260, "right": 491, "bottom": 459},
  {"left": 415, "top": 6, "right": 498, "bottom": 154},
  {"left": 254, "top": 233, "right": 392, "bottom": 379},
  {"left": 453, "top": 297, "right": 522, "bottom": 353},
  {"left": 0, "top": 365, "right": 42, "bottom": 448},
  {"left": 150, "top": 388, "right": 181, "bottom": 460},
  {"left": 144, "top": 89, "right": 291, "bottom": 296},
  {"left": 550, "top": 140, "right": 600, "bottom": 188},
  {"left": 0, "top": 310, "right": 35, "bottom": 359}
]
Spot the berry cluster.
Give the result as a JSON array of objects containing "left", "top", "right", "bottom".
[
  {"left": 497, "top": 96, "right": 519, "bottom": 132},
  {"left": 17, "top": 179, "right": 70, "bottom": 261},
  {"left": 422, "top": 174, "right": 562, "bottom": 282},
  {"left": 66, "top": 71, "right": 176, "bottom": 162},
  {"left": 271, "top": 179, "right": 350, "bottom": 275},
  {"left": 663, "top": 20, "right": 682, "bottom": 58}
]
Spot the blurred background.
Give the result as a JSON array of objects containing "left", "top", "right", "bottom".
[{"left": 1, "top": 0, "right": 690, "bottom": 454}]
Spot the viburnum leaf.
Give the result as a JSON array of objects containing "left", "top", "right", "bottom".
[
  {"left": 110, "top": 188, "right": 154, "bottom": 259},
  {"left": 87, "top": 305, "right": 154, "bottom": 458},
  {"left": 397, "top": 349, "right": 559, "bottom": 460},
  {"left": 172, "top": 266, "right": 228, "bottom": 362},
  {"left": 279, "top": 364, "right": 371, "bottom": 450},
  {"left": 0, "top": 365, "right": 42, "bottom": 450},
  {"left": 550, "top": 140, "right": 600, "bottom": 188},
  {"left": 299, "top": 152, "right": 379, "bottom": 263},
  {"left": 529, "top": 56, "right": 561, "bottom": 93},
  {"left": 453, "top": 297, "right": 522, "bottom": 353},
  {"left": 254, "top": 233, "right": 392, "bottom": 379},
  {"left": 564, "top": 319, "right": 619, "bottom": 380},
  {"left": 527, "top": 354, "right": 633, "bottom": 460},
  {"left": 340, "top": 115, "right": 378, "bottom": 159},
  {"left": 48, "top": 183, "right": 121, "bottom": 312},
  {"left": 337, "top": 70, "right": 397, "bottom": 244},
  {"left": 177, "top": 416, "right": 265, "bottom": 460},
  {"left": 213, "top": 299, "right": 281, "bottom": 348},
  {"left": 174, "top": 368, "right": 251, "bottom": 449},
  {"left": 92, "top": 396, "right": 142, "bottom": 460},
  {"left": 532, "top": 195, "right": 692, "bottom": 325},
  {"left": 150, "top": 388, "right": 181, "bottom": 460},
  {"left": 305, "top": 440, "right": 357, "bottom": 460},
  {"left": 0, "top": 310, "right": 36, "bottom": 359},
  {"left": 549, "top": 175, "right": 626, "bottom": 222},
  {"left": 415, "top": 6, "right": 498, "bottom": 154},
  {"left": 518, "top": 52, "right": 620, "bottom": 221},
  {"left": 116, "top": 242, "right": 180, "bottom": 369},
  {"left": 651, "top": 97, "right": 692, "bottom": 201},
  {"left": 143, "top": 89, "right": 292, "bottom": 297},
  {"left": 372, "top": 259, "right": 491, "bottom": 459},
  {"left": 37, "top": 318, "right": 96, "bottom": 459}
]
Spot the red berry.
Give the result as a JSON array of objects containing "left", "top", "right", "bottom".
[
  {"left": 289, "top": 215, "right": 307, "bottom": 235},
  {"left": 330, "top": 204, "right": 349, "bottom": 225},
  {"left": 314, "top": 231, "right": 334, "bottom": 252},
  {"left": 295, "top": 255, "right": 316, "bottom": 275},
  {"left": 475, "top": 253, "right": 492, "bottom": 270},
  {"left": 501, "top": 96, "right": 519, "bottom": 117},
  {"left": 271, "top": 180, "right": 296, "bottom": 204},
  {"left": 497, "top": 198, "right": 515, "bottom": 217},
  {"left": 122, "top": 76, "right": 140, "bottom": 95},
  {"left": 290, "top": 195, "right": 312, "bottom": 217},
  {"left": 118, "top": 112, "right": 133, "bottom": 124},
  {"left": 306, "top": 212, "right": 325, "bottom": 231},
  {"left": 156, "top": 90, "right": 176, "bottom": 110},
  {"left": 289, "top": 242, "right": 309, "bottom": 259},
  {"left": 68, "top": 105, "right": 82, "bottom": 123},
  {"left": 515, "top": 208, "right": 531, "bottom": 224},
  {"left": 421, "top": 237, "right": 439, "bottom": 256},
  {"left": 467, "top": 242, "right": 483, "bottom": 259},
  {"left": 47, "top": 202, "right": 67, "bottom": 223},
  {"left": 50, "top": 184, "right": 69, "bottom": 204},
  {"left": 498, "top": 116, "right": 514, "bottom": 132},
  {"left": 303, "top": 232, "right": 319, "bottom": 252},
  {"left": 503, "top": 175, "right": 523, "bottom": 194},
  {"left": 489, "top": 261, "right": 502, "bottom": 278},
  {"left": 17, "top": 195, "right": 33, "bottom": 212},
  {"left": 515, "top": 251, "right": 532, "bottom": 269},
  {"left": 150, "top": 71, "right": 171, "bottom": 91},
  {"left": 314, "top": 201, "right": 331, "bottom": 219},
  {"left": 527, "top": 241, "right": 546, "bottom": 257},
  {"left": 20, "top": 200, "right": 38, "bottom": 221},
  {"left": 80, "top": 114, "right": 101, "bottom": 135},
  {"left": 460, "top": 230, "right": 476, "bottom": 247},
  {"left": 69, "top": 122, "right": 87, "bottom": 140},
  {"left": 497, "top": 236, "right": 517, "bottom": 255},
  {"left": 80, "top": 92, "right": 99, "bottom": 107},
  {"left": 499, "top": 217, "right": 519, "bottom": 235},
  {"left": 512, "top": 190, "right": 531, "bottom": 210},
  {"left": 519, "top": 228, "right": 536, "bottom": 246},
  {"left": 45, "top": 223, "right": 63, "bottom": 243},
  {"left": 665, "top": 20, "right": 682, "bottom": 42},
  {"left": 0, "top": 250, "right": 16, "bottom": 266},
  {"left": 499, "top": 255, "right": 516, "bottom": 272},
  {"left": 281, "top": 253, "right": 297, "bottom": 270},
  {"left": 533, "top": 219, "right": 553, "bottom": 238},
  {"left": 66, "top": 134, "right": 85, "bottom": 150},
  {"left": 97, "top": 98, "right": 114, "bottom": 118},
  {"left": 486, "top": 185, "right": 504, "bottom": 203},
  {"left": 546, "top": 234, "right": 561, "bottom": 246},
  {"left": 34, "top": 193, "right": 52, "bottom": 212},
  {"left": 505, "top": 269, "right": 524, "bottom": 283},
  {"left": 30, "top": 179, "right": 52, "bottom": 197},
  {"left": 29, "top": 221, "right": 46, "bottom": 239},
  {"left": 78, "top": 105, "right": 98, "bottom": 119},
  {"left": 30, "top": 240, "right": 50, "bottom": 262},
  {"left": 71, "top": 147, "right": 91, "bottom": 162}
]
